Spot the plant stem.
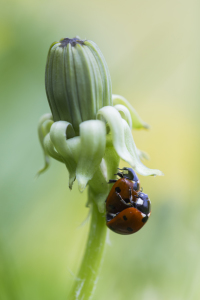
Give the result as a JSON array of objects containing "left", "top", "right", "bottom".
[{"left": 69, "top": 200, "right": 107, "bottom": 300}]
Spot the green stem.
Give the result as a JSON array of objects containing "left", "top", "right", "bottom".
[{"left": 69, "top": 199, "right": 107, "bottom": 300}]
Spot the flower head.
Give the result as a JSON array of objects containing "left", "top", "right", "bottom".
[{"left": 38, "top": 37, "right": 163, "bottom": 212}]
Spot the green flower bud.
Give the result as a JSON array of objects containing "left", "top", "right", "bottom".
[
  {"left": 38, "top": 36, "right": 163, "bottom": 211},
  {"left": 45, "top": 37, "right": 112, "bottom": 136}
]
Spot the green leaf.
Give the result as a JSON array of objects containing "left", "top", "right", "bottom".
[
  {"left": 76, "top": 120, "right": 106, "bottom": 192},
  {"left": 112, "top": 94, "right": 149, "bottom": 129}
]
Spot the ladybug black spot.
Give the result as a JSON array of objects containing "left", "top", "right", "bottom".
[
  {"left": 142, "top": 216, "right": 148, "bottom": 223},
  {"left": 123, "top": 215, "right": 128, "bottom": 221},
  {"left": 115, "top": 187, "right": 121, "bottom": 193},
  {"left": 127, "top": 227, "right": 133, "bottom": 232}
]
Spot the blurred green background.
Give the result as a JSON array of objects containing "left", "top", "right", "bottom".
[{"left": 1, "top": 0, "right": 200, "bottom": 299}]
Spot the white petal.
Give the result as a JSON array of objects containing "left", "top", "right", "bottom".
[
  {"left": 76, "top": 120, "right": 106, "bottom": 192},
  {"left": 37, "top": 114, "right": 53, "bottom": 176},
  {"left": 50, "top": 121, "right": 78, "bottom": 188},
  {"left": 97, "top": 106, "right": 135, "bottom": 168},
  {"left": 137, "top": 149, "right": 150, "bottom": 161},
  {"left": 43, "top": 133, "right": 64, "bottom": 163}
]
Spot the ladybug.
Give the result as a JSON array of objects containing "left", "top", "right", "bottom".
[
  {"left": 106, "top": 191, "right": 151, "bottom": 235},
  {"left": 106, "top": 167, "right": 151, "bottom": 235},
  {"left": 106, "top": 177, "right": 138, "bottom": 214},
  {"left": 106, "top": 167, "right": 140, "bottom": 214},
  {"left": 108, "top": 167, "right": 140, "bottom": 191}
]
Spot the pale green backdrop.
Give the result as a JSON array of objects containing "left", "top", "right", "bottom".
[{"left": 0, "top": 0, "right": 200, "bottom": 299}]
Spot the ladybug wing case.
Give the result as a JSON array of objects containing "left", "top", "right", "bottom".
[
  {"left": 106, "top": 178, "right": 137, "bottom": 214},
  {"left": 107, "top": 207, "right": 148, "bottom": 235}
]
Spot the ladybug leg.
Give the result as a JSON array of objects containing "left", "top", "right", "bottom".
[
  {"left": 129, "top": 187, "right": 134, "bottom": 205},
  {"left": 106, "top": 212, "right": 117, "bottom": 222},
  {"left": 117, "top": 168, "right": 124, "bottom": 178},
  {"left": 108, "top": 213, "right": 117, "bottom": 217},
  {"left": 115, "top": 191, "right": 131, "bottom": 207},
  {"left": 114, "top": 172, "right": 123, "bottom": 178},
  {"left": 129, "top": 188, "right": 136, "bottom": 208},
  {"left": 108, "top": 170, "right": 123, "bottom": 184},
  {"left": 108, "top": 179, "right": 117, "bottom": 184}
]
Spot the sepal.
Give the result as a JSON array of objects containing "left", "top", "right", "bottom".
[
  {"left": 76, "top": 120, "right": 106, "bottom": 192},
  {"left": 112, "top": 94, "right": 149, "bottom": 129},
  {"left": 37, "top": 113, "right": 53, "bottom": 176},
  {"left": 49, "top": 121, "right": 77, "bottom": 188}
]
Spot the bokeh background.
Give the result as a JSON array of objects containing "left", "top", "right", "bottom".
[{"left": 1, "top": 0, "right": 200, "bottom": 299}]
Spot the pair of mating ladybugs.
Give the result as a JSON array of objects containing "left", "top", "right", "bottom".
[{"left": 106, "top": 167, "right": 151, "bottom": 235}]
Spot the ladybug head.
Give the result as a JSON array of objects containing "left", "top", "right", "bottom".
[
  {"left": 119, "top": 167, "right": 139, "bottom": 182},
  {"left": 137, "top": 192, "right": 149, "bottom": 201},
  {"left": 136, "top": 192, "right": 151, "bottom": 215}
]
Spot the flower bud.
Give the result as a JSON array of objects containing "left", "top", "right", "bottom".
[{"left": 45, "top": 37, "right": 112, "bottom": 136}]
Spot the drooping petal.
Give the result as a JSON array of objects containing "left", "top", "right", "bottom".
[
  {"left": 122, "top": 119, "right": 163, "bottom": 176},
  {"left": 112, "top": 94, "right": 149, "bottom": 129},
  {"left": 114, "top": 104, "right": 132, "bottom": 128},
  {"left": 49, "top": 121, "right": 78, "bottom": 188},
  {"left": 76, "top": 120, "right": 106, "bottom": 192},
  {"left": 37, "top": 113, "right": 53, "bottom": 176},
  {"left": 137, "top": 149, "right": 150, "bottom": 161},
  {"left": 43, "top": 133, "right": 64, "bottom": 163},
  {"left": 97, "top": 106, "right": 135, "bottom": 168}
]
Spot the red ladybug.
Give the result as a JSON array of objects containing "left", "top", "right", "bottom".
[
  {"left": 106, "top": 207, "right": 151, "bottom": 235},
  {"left": 108, "top": 167, "right": 140, "bottom": 191},
  {"left": 106, "top": 178, "right": 138, "bottom": 214},
  {"left": 106, "top": 167, "right": 140, "bottom": 214},
  {"left": 106, "top": 168, "right": 151, "bottom": 235}
]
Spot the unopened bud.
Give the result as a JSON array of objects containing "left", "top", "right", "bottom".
[{"left": 45, "top": 37, "right": 112, "bottom": 136}]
